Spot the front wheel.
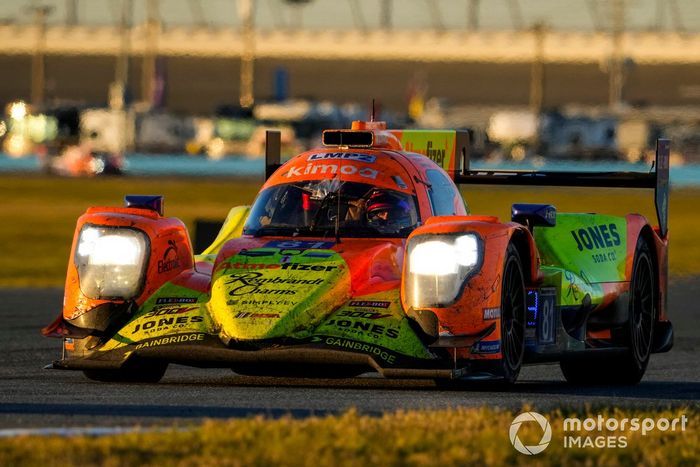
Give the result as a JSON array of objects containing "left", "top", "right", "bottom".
[{"left": 498, "top": 243, "right": 526, "bottom": 384}]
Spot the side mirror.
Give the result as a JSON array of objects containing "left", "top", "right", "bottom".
[
  {"left": 125, "top": 195, "right": 164, "bottom": 216},
  {"left": 511, "top": 203, "right": 556, "bottom": 229}
]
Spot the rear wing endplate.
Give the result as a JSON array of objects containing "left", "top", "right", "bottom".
[{"left": 454, "top": 139, "right": 670, "bottom": 238}]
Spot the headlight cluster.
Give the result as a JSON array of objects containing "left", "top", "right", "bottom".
[
  {"left": 75, "top": 226, "right": 149, "bottom": 299},
  {"left": 405, "top": 233, "right": 481, "bottom": 308}
]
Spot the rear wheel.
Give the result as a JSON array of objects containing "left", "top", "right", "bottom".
[
  {"left": 560, "top": 236, "right": 655, "bottom": 385},
  {"left": 498, "top": 243, "right": 526, "bottom": 384},
  {"left": 83, "top": 360, "right": 168, "bottom": 383}
]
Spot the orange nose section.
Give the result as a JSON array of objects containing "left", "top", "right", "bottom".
[{"left": 63, "top": 206, "right": 194, "bottom": 321}]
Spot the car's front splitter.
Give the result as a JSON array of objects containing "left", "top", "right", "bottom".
[{"left": 46, "top": 333, "right": 503, "bottom": 381}]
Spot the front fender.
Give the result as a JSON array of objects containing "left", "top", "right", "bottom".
[
  {"left": 401, "top": 216, "right": 533, "bottom": 340},
  {"left": 62, "top": 206, "right": 194, "bottom": 324}
]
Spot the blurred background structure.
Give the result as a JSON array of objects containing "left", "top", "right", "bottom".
[{"left": 2, "top": 0, "right": 700, "bottom": 175}]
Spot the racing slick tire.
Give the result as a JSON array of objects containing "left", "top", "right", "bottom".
[
  {"left": 498, "top": 243, "right": 526, "bottom": 384},
  {"left": 82, "top": 360, "right": 168, "bottom": 383},
  {"left": 560, "top": 236, "right": 655, "bottom": 385}
]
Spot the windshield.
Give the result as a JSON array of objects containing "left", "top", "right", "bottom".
[{"left": 243, "top": 180, "right": 419, "bottom": 238}]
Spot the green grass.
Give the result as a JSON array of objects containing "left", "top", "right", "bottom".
[
  {"left": 0, "top": 407, "right": 696, "bottom": 466},
  {"left": 1, "top": 174, "right": 698, "bottom": 287}
]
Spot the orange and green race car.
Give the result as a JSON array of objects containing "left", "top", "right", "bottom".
[{"left": 43, "top": 119, "right": 673, "bottom": 385}]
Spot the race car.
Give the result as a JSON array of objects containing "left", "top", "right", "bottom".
[{"left": 42, "top": 119, "right": 673, "bottom": 385}]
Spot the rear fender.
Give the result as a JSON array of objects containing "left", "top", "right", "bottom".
[
  {"left": 62, "top": 206, "right": 195, "bottom": 323},
  {"left": 625, "top": 214, "right": 669, "bottom": 322}
]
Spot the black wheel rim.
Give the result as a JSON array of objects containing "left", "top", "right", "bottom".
[
  {"left": 502, "top": 256, "right": 525, "bottom": 371},
  {"left": 631, "top": 254, "right": 654, "bottom": 363}
]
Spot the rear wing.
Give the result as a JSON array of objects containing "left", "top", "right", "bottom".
[
  {"left": 263, "top": 128, "right": 470, "bottom": 179},
  {"left": 454, "top": 139, "right": 670, "bottom": 238}
]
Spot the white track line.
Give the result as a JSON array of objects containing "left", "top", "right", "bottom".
[{"left": 0, "top": 426, "right": 175, "bottom": 438}]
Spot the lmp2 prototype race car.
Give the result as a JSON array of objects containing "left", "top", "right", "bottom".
[{"left": 43, "top": 119, "right": 673, "bottom": 385}]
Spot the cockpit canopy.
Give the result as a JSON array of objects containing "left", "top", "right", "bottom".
[{"left": 244, "top": 179, "right": 420, "bottom": 238}]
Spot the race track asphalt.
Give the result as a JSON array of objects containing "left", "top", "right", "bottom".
[{"left": 1, "top": 279, "right": 698, "bottom": 429}]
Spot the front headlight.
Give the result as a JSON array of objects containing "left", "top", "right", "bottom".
[
  {"left": 405, "top": 233, "right": 481, "bottom": 308},
  {"left": 75, "top": 225, "right": 149, "bottom": 299}
]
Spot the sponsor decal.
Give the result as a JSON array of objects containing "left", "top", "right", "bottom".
[
  {"left": 225, "top": 272, "right": 327, "bottom": 296},
  {"left": 131, "top": 316, "right": 204, "bottom": 333},
  {"left": 349, "top": 300, "right": 391, "bottom": 309},
  {"left": 472, "top": 340, "right": 501, "bottom": 354},
  {"left": 234, "top": 312, "right": 280, "bottom": 319},
  {"left": 425, "top": 141, "right": 446, "bottom": 166},
  {"left": 590, "top": 252, "right": 618, "bottom": 264},
  {"left": 226, "top": 262, "right": 339, "bottom": 272},
  {"left": 225, "top": 272, "right": 323, "bottom": 287},
  {"left": 227, "top": 298, "right": 295, "bottom": 307},
  {"left": 143, "top": 306, "right": 199, "bottom": 318},
  {"left": 131, "top": 306, "right": 203, "bottom": 333},
  {"left": 285, "top": 163, "right": 379, "bottom": 180},
  {"left": 483, "top": 307, "right": 501, "bottom": 320},
  {"left": 315, "top": 336, "right": 397, "bottom": 364},
  {"left": 403, "top": 140, "right": 450, "bottom": 168},
  {"left": 134, "top": 332, "right": 205, "bottom": 350},
  {"left": 544, "top": 208, "right": 556, "bottom": 224},
  {"left": 158, "top": 240, "right": 181, "bottom": 274},
  {"left": 338, "top": 310, "right": 392, "bottom": 320},
  {"left": 326, "top": 318, "right": 400, "bottom": 339},
  {"left": 64, "top": 338, "right": 75, "bottom": 351},
  {"left": 264, "top": 240, "right": 335, "bottom": 250},
  {"left": 281, "top": 262, "right": 340, "bottom": 271},
  {"left": 225, "top": 262, "right": 280, "bottom": 270},
  {"left": 308, "top": 152, "right": 376, "bottom": 163},
  {"left": 156, "top": 297, "right": 197, "bottom": 304},
  {"left": 570, "top": 223, "right": 621, "bottom": 252}
]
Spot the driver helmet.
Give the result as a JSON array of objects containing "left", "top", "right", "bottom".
[{"left": 366, "top": 191, "right": 411, "bottom": 228}]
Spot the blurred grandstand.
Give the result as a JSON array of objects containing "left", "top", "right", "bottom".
[{"left": 1, "top": 0, "right": 699, "bottom": 164}]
